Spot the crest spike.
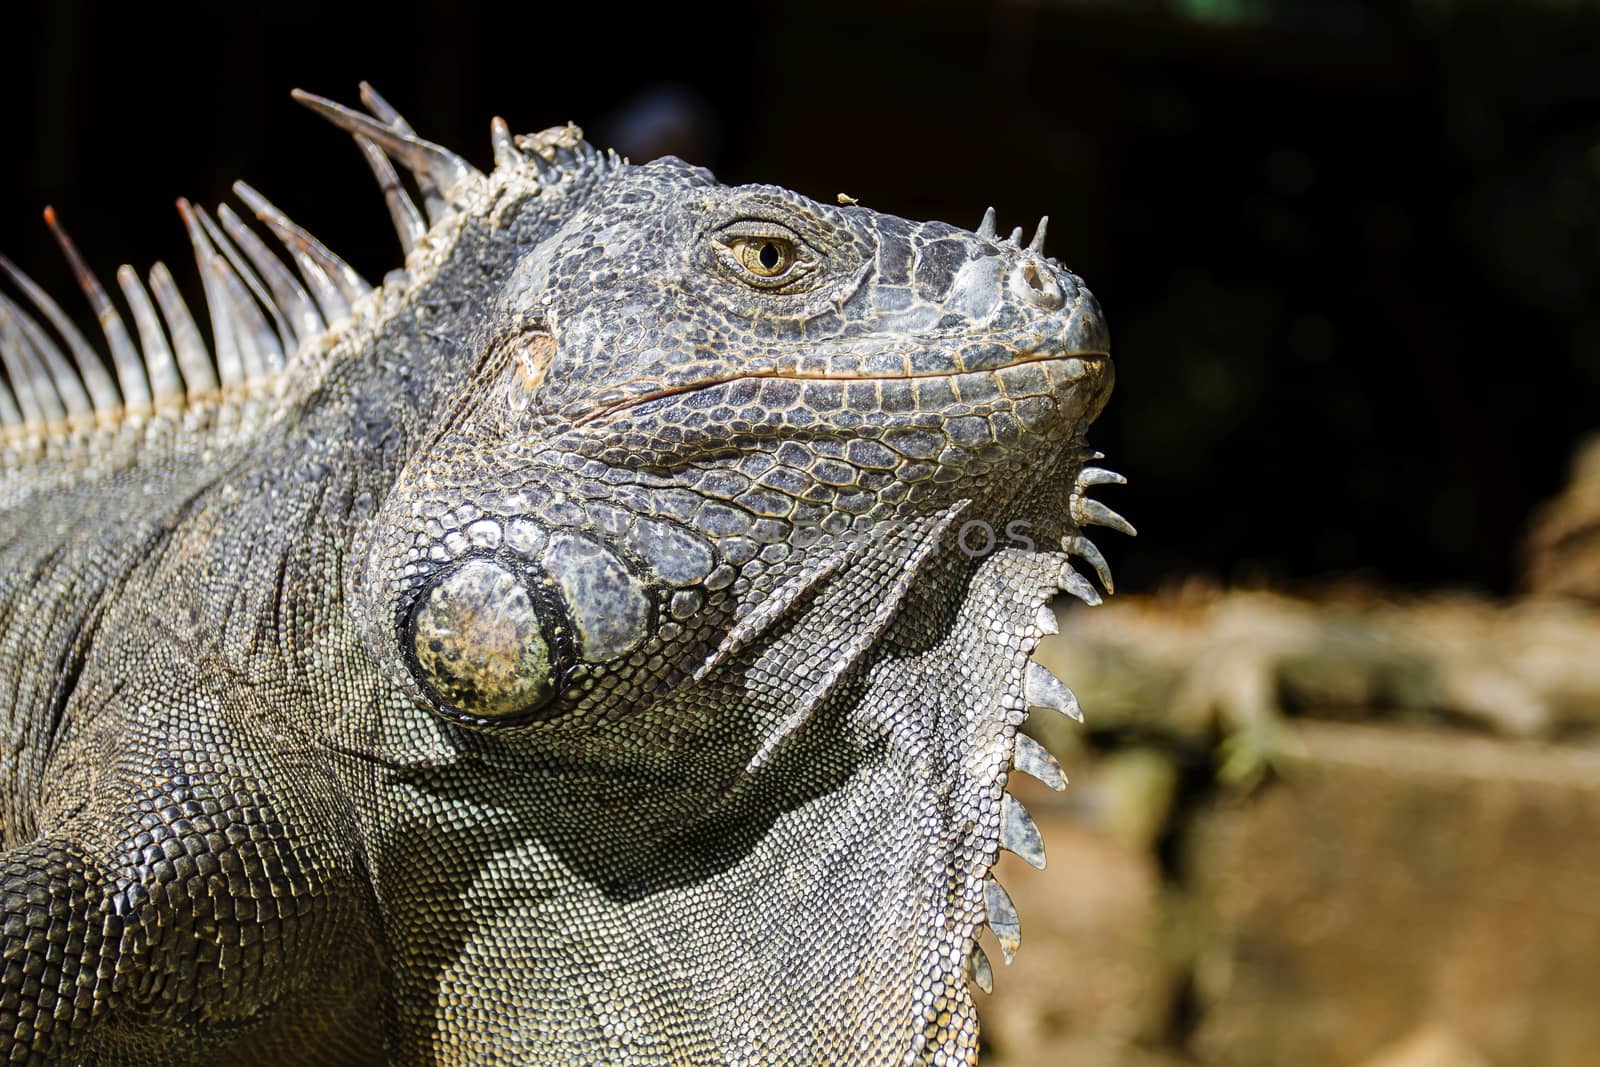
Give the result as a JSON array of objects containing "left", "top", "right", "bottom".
[
  {"left": 966, "top": 943, "right": 994, "bottom": 995},
  {"left": 0, "top": 253, "right": 120, "bottom": 413},
  {"left": 215, "top": 204, "right": 323, "bottom": 345},
  {"left": 1028, "top": 215, "right": 1048, "bottom": 253},
  {"left": 0, "top": 290, "right": 91, "bottom": 417},
  {"left": 0, "top": 370, "right": 21, "bottom": 427},
  {"left": 114, "top": 266, "right": 184, "bottom": 405},
  {"left": 147, "top": 262, "right": 217, "bottom": 394},
  {"left": 0, "top": 304, "right": 58, "bottom": 423},
  {"left": 192, "top": 204, "right": 291, "bottom": 371},
  {"left": 208, "top": 255, "right": 279, "bottom": 382},
  {"left": 1073, "top": 497, "right": 1137, "bottom": 538},
  {"left": 42, "top": 207, "right": 152, "bottom": 410},
  {"left": 1062, "top": 534, "right": 1114, "bottom": 594},
  {"left": 176, "top": 198, "right": 245, "bottom": 388},
  {"left": 983, "top": 876, "right": 1021, "bottom": 964},
  {"left": 1012, "top": 734, "right": 1067, "bottom": 791},
  {"left": 977, "top": 206, "right": 997, "bottom": 240},
  {"left": 357, "top": 81, "right": 448, "bottom": 224},
  {"left": 355, "top": 137, "right": 426, "bottom": 255},
  {"left": 999, "top": 793, "right": 1047, "bottom": 870},
  {"left": 231, "top": 181, "right": 366, "bottom": 324},
  {"left": 292, "top": 89, "right": 479, "bottom": 205},
  {"left": 489, "top": 116, "right": 520, "bottom": 172},
  {"left": 1025, "top": 660, "right": 1083, "bottom": 723}
]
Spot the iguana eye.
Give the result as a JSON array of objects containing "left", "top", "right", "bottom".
[
  {"left": 714, "top": 222, "right": 814, "bottom": 289},
  {"left": 733, "top": 236, "right": 793, "bottom": 277}
]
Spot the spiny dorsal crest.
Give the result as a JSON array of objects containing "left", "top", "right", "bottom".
[{"left": 0, "top": 83, "right": 614, "bottom": 447}]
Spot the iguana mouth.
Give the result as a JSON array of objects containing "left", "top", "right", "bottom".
[{"left": 575, "top": 348, "right": 1110, "bottom": 427}]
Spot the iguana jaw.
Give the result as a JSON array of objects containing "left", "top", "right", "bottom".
[{"left": 572, "top": 351, "right": 1107, "bottom": 430}]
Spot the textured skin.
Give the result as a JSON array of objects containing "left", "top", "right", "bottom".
[{"left": 0, "top": 97, "right": 1117, "bottom": 1064}]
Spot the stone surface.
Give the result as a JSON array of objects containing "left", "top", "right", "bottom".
[
  {"left": 1524, "top": 432, "right": 1600, "bottom": 603},
  {"left": 976, "top": 771, "right": 1182, "bottom": 1067},
  {"left": 1188, "top": 721, "right": 1600, "bottom": 1067}
]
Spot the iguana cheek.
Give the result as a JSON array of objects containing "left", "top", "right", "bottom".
[
  {"left": 409, "top": 559, "right": 557, "bottom": 719},
  {"left": 542, "top": 532, "right": 650, "bottom": 661}
]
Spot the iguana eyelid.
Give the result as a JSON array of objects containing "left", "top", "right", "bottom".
[{"left": 709, "top": 226, "right": 820, "bottom": 291}]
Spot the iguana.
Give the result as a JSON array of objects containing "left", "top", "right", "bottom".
[{"left": 0, "top": 85, "right": 1131, "bottom": 1065}]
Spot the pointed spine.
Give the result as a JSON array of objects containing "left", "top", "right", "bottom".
[
  {"left": 983, "top": 876, "right": 1021, "bottom": 964},
  {"left": 1059, "top": 564, "right": 1103, "bottom": 607},
  {"left": 114, "top": 267, "right": 183, "bottom": 405},
  {"left": 1074, "top": 496, "right": 1137, "bottom": 538},
  {"left": 1028, "top": 215, "right": 1048, "bottom": 253},
  {"left": 1012, "top": 734, "right": 1067, "bottom": 791},
  {"left": 176, "top": 199, "right": 245, "bottom": 388},
  {"left": 216, "top": 203, "right": 324, "bottom": 345},
  {"left": 1025, "top": 660, "right": 1083, "bottom": 723},
  {"left": 489, "top": 116, "right": 521, "bottom": 172},
  {"left": 292, "top": 89, "right": 478, "bottom": 201},
  {"left": 1062, "top": 534, "right": 1114, "bottom": 595},
  {"left": 528, "top": 153, "right": 562, "bottom": 185},
  {"left": 210, "top": 248, "right": 282, "bottom": 380},
  {"left": 0, "top": 306, "right": 51, "bottom": 423},
  {"left": 41, "top": 208, "right": 152, "bottom": 409},
  {"left": 976, "top": 207, "right": 997, "bottom": 240},
  {"left": 148, "top": 262, "right": 218, "bottom": 394},
  {"left": 0, "top": 372, "right": 21, "bottom": 427},
  {"left": 231, "top": 181, "right": 357, "bottom": 325},
  {"left": 999, "top": 793, "right": 1047, "bottom": 870},
  {"left": 1078, "top": 466, "right": 1127, "bottom": 487},
  {"left": 0, "top": 291, "right": 91, "bottom": 416},
  {"left": 194, "top": 205, "right": 291, "bottom": 373},
  {"left": 356, "top": 136, "right": 427, "bottom": 255},
  {"left": 359, "top": 81, "right": 448, "bottom": 224},
  {"left": 0, "top": 254, "right": 120, "bottom": 413},
  {"left": 231, "top": 180, "right": 370, "bottom": 306},
  {"left": 966, "top": 943, "right": 994, "bottom": 995}
]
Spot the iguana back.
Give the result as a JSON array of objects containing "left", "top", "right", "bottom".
[{"left": 0, "top": 86, "right": 1132, "bottom": 1065}]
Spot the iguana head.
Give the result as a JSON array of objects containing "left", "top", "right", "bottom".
[
  {"left": 358, "top": 156, "right": 1114, "bottom": 720},
  {"left": 295, "top": 90, "right": 1131, "bottom": 1062}
]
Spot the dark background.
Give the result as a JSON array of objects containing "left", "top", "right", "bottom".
[{"left": 3, "top": 0, "right": 1595, "bottom": 597}]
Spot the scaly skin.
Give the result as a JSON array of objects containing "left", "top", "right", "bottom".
[{"left": 0, "top": 89, "right": 1126, "bottom": 1064}]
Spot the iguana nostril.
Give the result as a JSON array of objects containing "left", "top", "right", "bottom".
[
  {"left": 1016, "top": 259, "right": 1066, "bottom": 311},
  {"left": 410, "top": 560, "right": 557, "bottom": 719}
]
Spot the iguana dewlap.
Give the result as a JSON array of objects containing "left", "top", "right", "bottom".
[{"left": 0, "top": 86, "right": 1131, "bottom": 1065}]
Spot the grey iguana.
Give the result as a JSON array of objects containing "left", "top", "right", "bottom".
[{"left": 0, "top": 85, "right": 1131, "bottom": 1065}]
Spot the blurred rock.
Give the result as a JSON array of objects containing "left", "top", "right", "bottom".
[
  {"left": 1524, "top": 432, "right": 1600, "bottom": 603},
  {"left": 987, "top": 586, "right": 1600, "bottom": 1064},
  {"left": 1188, "top": 722, "right": 1600, "bottom": 1067},
  {"left": 1037, "top": 584, "right": 1600, "bottom": 744},
  {"left": 976, "top": 772, "right": 1182, "bottom": 1067},
  {"left": 1358, "top": 1026, "right": 1494, "bottom": 1067}
]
